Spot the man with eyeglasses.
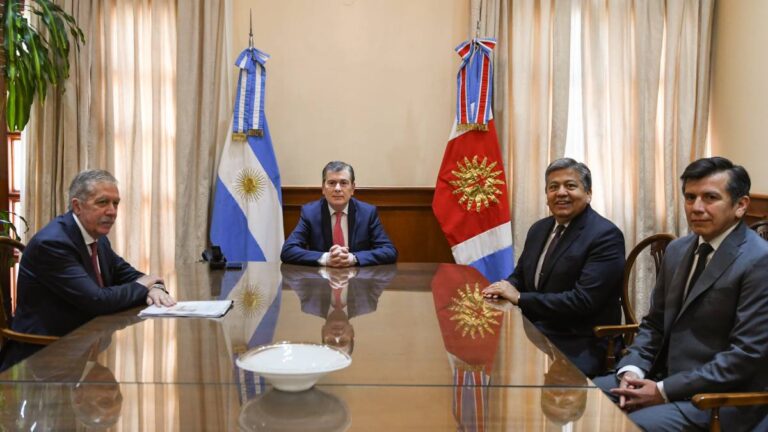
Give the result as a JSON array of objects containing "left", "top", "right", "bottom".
[{"left": 280, "top": 161, "right": 397, "bottom": 267}]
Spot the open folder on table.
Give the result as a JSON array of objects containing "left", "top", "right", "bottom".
[{"left": 138, "top": 300, "right": 233, "bottom": 318}]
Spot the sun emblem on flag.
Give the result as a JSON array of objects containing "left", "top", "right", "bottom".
[
  {"left": 449, "top": 155, "right": 505, "bottom": 212},
  {"left": 448, "top": 283, "right": 502, "bottom": 339},
  {"left": 233, "top": 168, "right": 266, "bottom": 203},
  {"left": 234, "top": 284, "right": 266, "bottom": 318}
]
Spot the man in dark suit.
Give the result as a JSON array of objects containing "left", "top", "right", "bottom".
[
  {"left": 0, "top": 169, "right": 175, "bottom": 370},
  {"left": 483, "top": 158, "right": 625, "bottom": 376},
  {"left": 594, "top": 157, "right": 768, "bottom": 431},
  {"left": 280, "top": 161, "right": 397, "bottom": 266}
]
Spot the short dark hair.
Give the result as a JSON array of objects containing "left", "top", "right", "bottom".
[
  {"left": 68, "top": 169, "right": 118, "bottom": 211},
  {"left": 680, "top": 157, "right": 750, "bottom": 202},
  {"left": 322, "top": 161, "right": 355, "bottom": 183},
  {"left": 545, "top": 158, "right": 592, "bottom": 193}
]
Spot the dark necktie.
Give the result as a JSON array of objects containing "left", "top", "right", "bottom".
[
  {"left": 538, "top": 224, "right": 565, "bottom": 289},
  {"left": 542, "top": 224, "right": 565, "bottom": 268},
  {"left": 685, "top": 242, "right": 714, "bottom": 300},
  {"left": 90, "top": 242, "right": 104, "bottom": 287},
  {"left": 333, "top": 212, "right": 345, "bottom": 246}
]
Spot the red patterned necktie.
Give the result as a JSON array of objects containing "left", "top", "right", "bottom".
[
  {"left": 332, "top": 287, "right": 345, "bottom": 311},
  {"left": 90, "top": 242, "right": 104, "bottom": 287},
  {"left": 333, "top": 212, "right": 345, "bottom": 246}
]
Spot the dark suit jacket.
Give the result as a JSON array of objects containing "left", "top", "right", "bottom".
[
  {"left": 508, "top": 205, "right": 625, "bottom": 375},
  {"left": 280, "top": 198, "right": 397, "bottom": 266},
  {"left": 618, "top": 221, "right": 768, "bottom": 430},
  {"left": 11, "top": 212, "right": 148, "bottom": 337}
]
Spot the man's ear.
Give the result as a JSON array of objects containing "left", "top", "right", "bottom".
[
  {"left": 735, "top": 195, "right": 750, "bottom": 219},
  {"left": 71, "top": 199, "right": 81, "bottom": 215}
]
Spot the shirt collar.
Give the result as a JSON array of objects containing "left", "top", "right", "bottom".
[
  {"left": 72, "top": 213, "right": 97, "bottom": 245},
  {"left": 698, "top": 222, "right": 739, "bottom": 253},
  {"left": 327, "top": 203, "right": 349, "bottom": 216}
]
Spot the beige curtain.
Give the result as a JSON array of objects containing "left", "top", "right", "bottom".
[
  {"left": 175, "top": 0, "right": 234, "bottom": 266},
  {"left": 23, "top": 0, "right": 177, "bottom": 275},
  {"left": 482, "top": 0, "right": 714, "bottom": 314},
  {"left": 477, "top": 0, "right": 573, "bottom": 257}
]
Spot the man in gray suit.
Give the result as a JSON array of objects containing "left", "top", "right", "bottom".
[{"left": 594, "top": 157, "right": 768, "bottom": 431}]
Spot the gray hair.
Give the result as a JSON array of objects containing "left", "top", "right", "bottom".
[
  {"left": 322, "top": 161, "right": 355, "bottom": 183},
  {"left": 68, "top": 169, "right": 118, "bottom": 211},
  {"left": 545, "top": 158, "right": 592, "bottom": 193}
]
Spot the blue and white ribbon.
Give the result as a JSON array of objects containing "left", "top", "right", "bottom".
[
  {"left": 233, "top": 48, "right": 270, "bottom": 140},
  {"left": 455, "top": 38, "right": 496, "bottom": 131}
]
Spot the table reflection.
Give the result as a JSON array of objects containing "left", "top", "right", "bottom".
[
  {"left": 0, "top": 317, "right": 134, "bottom": 429},
  {"left": 282, "top": 265, "right": 396, "bottom": 354},
  {"left": 431, "top": 264, "right": 501, "bottom": 430},
  {"left": 239, "top": 388, "right": 349, "bottom": 432},
  {"left": 522, "top": 318, "right": 589, "bottom": 426},
  {"left": 0, "top": 263, "right": 639, "bottom": 431}
]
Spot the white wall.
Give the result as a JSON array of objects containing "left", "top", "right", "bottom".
[
  {"left": 232, "top": 0, "right": 470, "bottom": 186},
  {"left": 710, "top": 0, "right": 768, "bottom": 193}
]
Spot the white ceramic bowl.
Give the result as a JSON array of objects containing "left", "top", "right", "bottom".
[{"left": 236, "top": 342, "right": 352, "bottom": 392}]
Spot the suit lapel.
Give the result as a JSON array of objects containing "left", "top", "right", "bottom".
[
  {"left": 664, "top": 236, "right": 697, "bottom": 334},
  {"left": 97, "top": 238, "right": 112, "bottom": 286},
  {"left": 525, "top": 218, "right": 554, "bottom": 289},
  {"left": 320, "top": 199, "right": 333, "bottom": 250},
  {"left": 347, "top": 199, "right": 357, "bottom": 248},
  {"left": 538, "top": 207, "right": 590, "bottom": 289},
  {"left": 61, "top": 213, "right": 100, "bottom": 281},
  {"left": 675, "top": 223, "right": 745, "bottom": 320}
]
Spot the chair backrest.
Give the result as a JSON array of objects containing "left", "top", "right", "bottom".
[
  {"left": 0, "top": 237, "right": 25, "bottom": 332},
  {"left": 750, "top": 220, "right": 768, "bottom": 241},
  {"left": 621, "top": 233, "right": 675, "bottom": 327}
]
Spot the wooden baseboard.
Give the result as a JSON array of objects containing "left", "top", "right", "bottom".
[
  {"left": 747, "top": 193, "right": 768, "bottom": 225},
  {"left": 282, "top": 187, "right": 454, "bottom": 263}
]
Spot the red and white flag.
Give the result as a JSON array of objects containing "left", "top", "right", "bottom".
[{"left": 433, "top": 38, "right": 513, "bottom": 282}]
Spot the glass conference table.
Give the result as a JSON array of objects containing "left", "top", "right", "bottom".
[{"left": 0, "top": 263, "right": 638, "bottom": 431}]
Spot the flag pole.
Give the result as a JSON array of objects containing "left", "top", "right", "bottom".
[
  {"left": 249, "top": 9, "right": 255, "bottom": 60},
  {"left": 475, "top": 1, "right": 482, "bottom": 38}
]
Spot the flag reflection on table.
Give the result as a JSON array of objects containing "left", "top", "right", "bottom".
[
  {"left": 219, "top": 264, "right": 282, "bottom": 402},
  {"left": 431, "top": 264, "right": 503, "bottom": 432}
]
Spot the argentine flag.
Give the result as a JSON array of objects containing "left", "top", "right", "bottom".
[{"left": 211, "top": 47, "right": 283, "bottom": 262}]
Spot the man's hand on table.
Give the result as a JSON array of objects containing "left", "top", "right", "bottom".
[
  {"left": 136, "top": 274, "right": 177, "bottom": 307},
  {"left": 327, "top": 245, "right": 356, "bottom": 268},
  {"left": 482, "top": 280, "right": 521, "bottom": 305}
]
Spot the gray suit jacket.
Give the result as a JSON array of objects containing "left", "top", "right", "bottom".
[{"left": 619, "top": 221, "right": 768, "bottom": 429}]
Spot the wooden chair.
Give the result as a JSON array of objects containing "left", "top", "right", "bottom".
[
  {"left": 750, "top": 219, "right": 768, "bottom": 240},
  {"left": 690, "top": 221, "right": 768, "bottom": 432},
  {"left": 0, "top": 237, "right": 58, "bottom": 346},
  {"left": 691, "top": 392, "right": 768, "bottom": 432},
  {"left": 593, "top": 233, "right": 676, "bottom": 371}
]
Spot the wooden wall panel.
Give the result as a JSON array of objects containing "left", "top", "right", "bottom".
[
  {"left": 747, "top": 193, "right": 768, "bottom": 225},
  {"left": 282, "top": 187, "right": 454, "bottom": 263}
]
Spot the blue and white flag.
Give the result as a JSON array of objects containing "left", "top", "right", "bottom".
[{"left": 211, "top": 47, "right": 283, "bottom": 262}]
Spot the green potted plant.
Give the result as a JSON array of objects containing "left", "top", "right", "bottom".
[
  {"left": 0, "top": 210, "right": 25, "bottom": 240},
  {"left": 2, "top": 0, "right": 85, "bottom": 132}
]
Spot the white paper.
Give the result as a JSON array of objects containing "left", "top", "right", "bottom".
[{"left": 138, "top": 300, "right": 233, "bottom": 318}]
